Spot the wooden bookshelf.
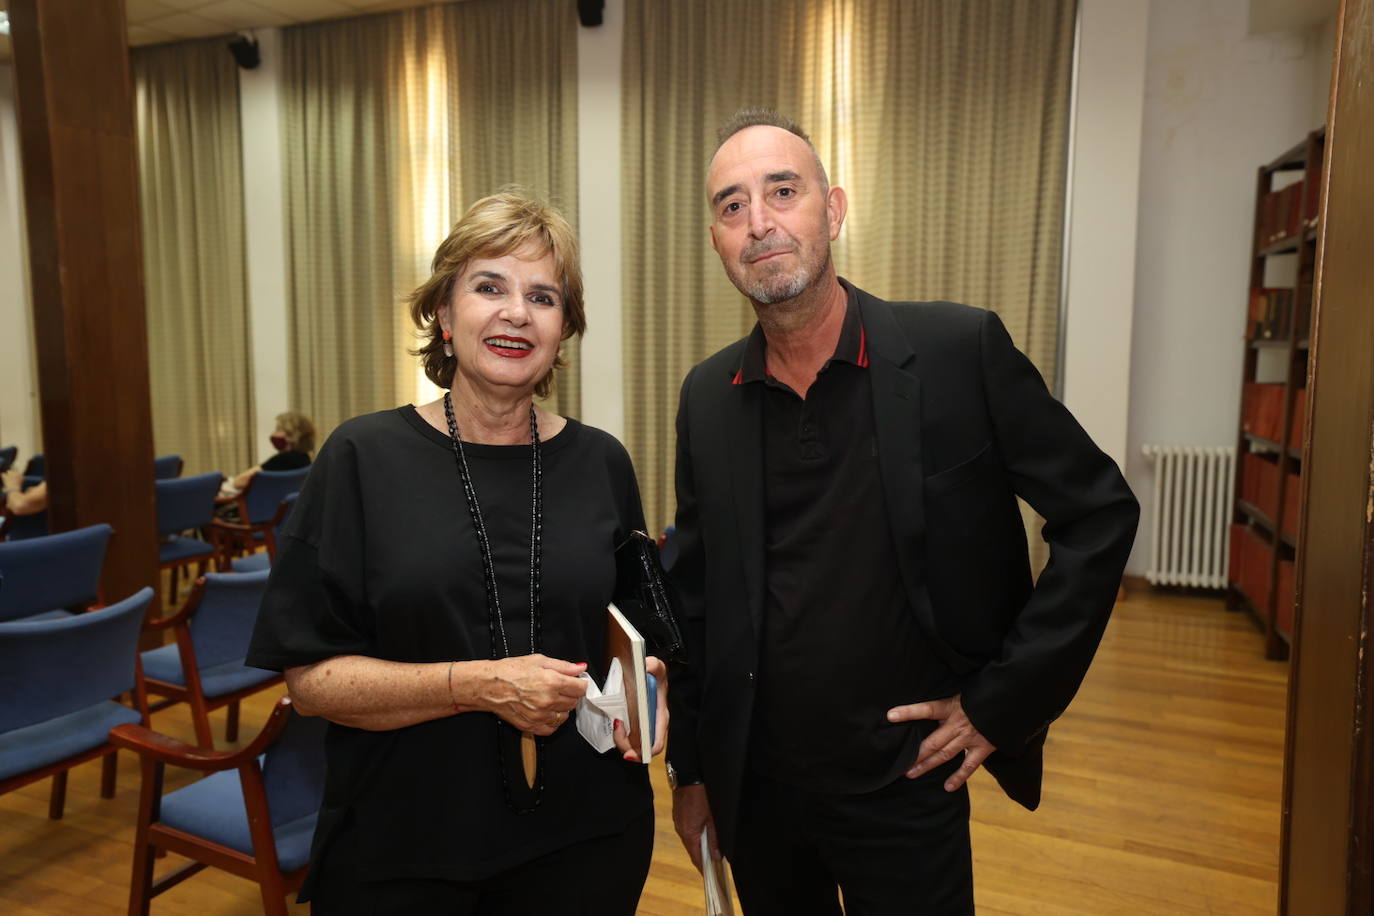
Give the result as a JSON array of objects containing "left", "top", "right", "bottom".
[{"left": 1227, "top": 127, "right": 1323, "bottom": 660}]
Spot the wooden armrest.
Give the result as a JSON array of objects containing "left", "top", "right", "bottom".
[
  {"left": 109, "top": 696, "right": 296, "bottom": 769},
  {"left": 143, "top": 612, "right": 187, "bottom": 630},
  {"left": 210, "top": 518, "right": 254, "bottom": 533},
  {"left": 143, "top": 577, "right": 207, "bottom": 630},
  {"left": 108, "top": 723, "right": 242, "bottom": 770}
]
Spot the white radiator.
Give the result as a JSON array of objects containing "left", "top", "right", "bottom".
[{"left": 1142, "top": 445, "right": 1236, "bottom": 589}]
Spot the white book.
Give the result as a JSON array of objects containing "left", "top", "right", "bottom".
[
  {"left": 606, "top": 602, "right": 656, "bottom": 762},
  {"left": 701, "top": 832, "right": 736, "bottom": 916}
]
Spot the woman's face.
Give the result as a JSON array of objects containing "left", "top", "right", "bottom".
[{"left": 441, "top": 245, "right": 567, "bottom": 397}]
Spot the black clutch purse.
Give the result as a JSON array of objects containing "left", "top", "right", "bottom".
[{"left": 613, "top": 530, "right": 688, "bottom": 664}]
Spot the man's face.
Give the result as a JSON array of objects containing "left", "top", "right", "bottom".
[{"left": 706, "top": 125, "right": 845, "bottom": 304}]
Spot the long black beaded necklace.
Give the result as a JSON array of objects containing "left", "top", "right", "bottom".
[{"left": 443, "top": 390, "right": 545, "bottom": 813}]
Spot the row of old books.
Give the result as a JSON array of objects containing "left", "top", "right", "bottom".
[
  {"left": 1275, "top": 558, "right": 1296, "bottom": 638},
  {"left": 1246, "top": 284, "right": 1313, "bottom": 342},
  {"left": 1256, "top": 177, "right": 1319, "bottom": 251},
  {"left": 1229, "top": 524, "right": 1272, "bottom": 611},
  {"left": 1239, "top": 453, "right": 1279, "bottom": 519},
  {"left": 1290, "top": 388, "right": 1308, "bottom": 448},
  {"left": 1240, "top": 383, "right": 1307, "bottom": 447},
  {"left": 1241, "top": 383, "right": 1285, "bottom": 443},
  {"left": 1238, "top": 453, "right": 1302, "bottom": 537},
  {"left": 1247, "top": 287, "right": 1295, "bottom": 340},
  {"left": 1231, "top": 523, "right": 1297, "bottom": 639}
]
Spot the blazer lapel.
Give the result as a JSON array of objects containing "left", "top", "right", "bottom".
[
  {"left": 860, "top": 292, "right": 927, "bottom": 576},
  {"left": 859, "top": 290, "right": 979, "bottom": 674},
  {"left": 725, "top": 374, "right": 768, "bottom": 639}
]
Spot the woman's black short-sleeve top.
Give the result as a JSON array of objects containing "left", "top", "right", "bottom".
[
  {"left": 246, "top": 406, "right": 652, "bottom": 887},
  {"left": 260, "top": 449, "right": 311, "bottom": 471}
]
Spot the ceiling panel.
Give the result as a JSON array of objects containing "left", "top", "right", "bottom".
[
  {"left": 195, "top": 1, "right": 297, "bottom": 29},
  {"left": 0, "top": 0, "right": 445, "bottom": 61},
  {"left": 127, "top": 0, "right": 180, "bottom": 19},
  {"left": 126, "top": 24, "right": 180, "bottom": 45},
  {"left": 139, "top": 11, "right": 236, "bottom": 38}
]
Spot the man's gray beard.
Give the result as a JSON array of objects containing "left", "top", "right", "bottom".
[
  {"left": 733, "top": 245, "right": 832, "bottom": 305},
  {"left": 742, "top": 266, "right": 810, "bottom": 304}
]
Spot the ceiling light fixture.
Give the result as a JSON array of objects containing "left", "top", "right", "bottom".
[{"left": 0, "top": 13, "right": 11, "bottom": 37}]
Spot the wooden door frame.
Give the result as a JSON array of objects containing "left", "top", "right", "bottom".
[{"left": 1278, "top": 0, "right": 1374, "bottom": 911}]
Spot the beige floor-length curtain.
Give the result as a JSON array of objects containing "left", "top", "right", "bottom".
[
  {"left": 134, "top": 39, "right": 254, "bottom": 479},
  {"left": 623, "top": 0, "right": 1076, "bottom": 567},
  {"left": 282, "top": 0, "right": 580, "bottom": 441},
  {"left": 444, "top": 0, "right": 582, "bottom": 416},
  {"left": 281, "top": 16, "right": 406, "bottom": 442}
]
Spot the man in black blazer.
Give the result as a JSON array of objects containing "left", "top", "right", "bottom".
[{"left": 667, "top": 110, "right": 1139, "bottom": 914}]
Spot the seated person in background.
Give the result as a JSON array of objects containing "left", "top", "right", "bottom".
[
  {"left": 1, "top": 469, "right": 47, "bottom": 517},
  {"left": 219, "top": 411, "right": 316, "bottom": 500}
]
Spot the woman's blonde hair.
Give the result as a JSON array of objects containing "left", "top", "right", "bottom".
[
  {"left": 408, "top": 190, "right": 586, "bottom": 397},
  {"left": 274, "top": 411, "right": 316, "bottom": 453}
]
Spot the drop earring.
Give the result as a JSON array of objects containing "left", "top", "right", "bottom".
[{"left": 442, "top": 328, "right": 453, "bottom": 358}]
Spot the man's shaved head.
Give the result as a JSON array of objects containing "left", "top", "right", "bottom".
[{"left": 711, "top": 109, "right": 829, "bottom": 192}]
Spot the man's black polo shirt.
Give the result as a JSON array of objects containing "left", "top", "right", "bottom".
[{"left": 739, "top": 283, "right": 956, "bottom": 793}]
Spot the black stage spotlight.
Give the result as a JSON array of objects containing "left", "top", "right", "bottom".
[
  {"left": 577, "top": 0, "right": 604, "bottom": 27},
  {"left": 227, "top": 34, "right": 261, "bottom": 70}
]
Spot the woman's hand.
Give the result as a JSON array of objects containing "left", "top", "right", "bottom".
[
  {"left": 468, "top": 654, "right": 589, "bottom": 736},
  {"left": 612, "top": 655, "right": 669, "bottom": 762}
]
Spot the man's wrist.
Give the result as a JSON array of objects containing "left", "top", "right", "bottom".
[{"left": 666, "top": 761, "right": 703, "bottom": 789}]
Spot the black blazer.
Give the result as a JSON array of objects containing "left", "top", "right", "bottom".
[{"left": 666, "top": 285, "right": 1139, "bottom": 855}]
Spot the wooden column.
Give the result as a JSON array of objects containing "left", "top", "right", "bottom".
[
  {"left": 9, "top": 0, "right": 158, "bottom": 610},
  {"left": 1279, "top": 0, "right": 1374, "bottom": 911}
]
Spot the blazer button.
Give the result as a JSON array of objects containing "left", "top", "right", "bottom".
[{"left": 747, "top": 671, "right": 755, "bottom": 684}]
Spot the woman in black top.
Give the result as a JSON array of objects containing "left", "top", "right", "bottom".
[
  {"left": 246, "top": 192, "right": 667, "bottom": 913},
  {"left": 223, "top": 410, "right": 316, "bottom": 497}
]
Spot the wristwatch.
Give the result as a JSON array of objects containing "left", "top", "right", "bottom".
[{"left": 666, "top": 761, "right": 702, "bottom": 790}]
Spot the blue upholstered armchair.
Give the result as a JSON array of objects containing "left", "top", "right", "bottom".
[
  {"left": 155, "top": 472, "right": 226, "bottom": 598},
  {"left": 109, "top": 696, "right": 326, "bottom": 916},
  {"left": 153, "top": 454, "right": 184, "bottom": 480},
  {"left": 213, "top": 467, "right": 310, "bottom": 561},
  {"left": 0, "top": 523, "right": 112, "bottom": 622},
  {"left": 0, "top": 587, "right": 154, "bottom": 819},
  {"left": 141, "top": 569, "right": 282, "bottom": 747},
  {"left": 230, "top": 492, "right": 299, "bottom": 573}
]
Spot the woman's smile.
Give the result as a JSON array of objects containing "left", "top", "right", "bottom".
[{"left": 484, "top": 334, "right": 535, "bottom": 357}]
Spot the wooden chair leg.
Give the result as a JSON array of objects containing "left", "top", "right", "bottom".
[
  {"left": 256, "top": 863, "right": 290, "bottom": 916},
  {"left": 188, "top": 693, "right": 214, "bottom": 749},
  {"left": 225, "top": 700, "right": 240, "bottom": 743},
  {"left": 101, "top": 750, "right": 118, "bottom": 798},
  {"left": 128, "top": 760, "right": 163, "bottom": 916},
  {"left": 48, "top": 770, "right": 67, "bottom": 820}
]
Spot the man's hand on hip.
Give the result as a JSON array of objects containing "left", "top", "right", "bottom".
[
  {"left": 672, "top": 783, "right": 719, "bottom": 873},
  {"left": 886, "top": 694, "right": 996, "bottom": 792}
]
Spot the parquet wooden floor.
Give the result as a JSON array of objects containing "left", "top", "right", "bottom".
[{"left": 0, "top": 590, "right": 1287, "bottom": 914}]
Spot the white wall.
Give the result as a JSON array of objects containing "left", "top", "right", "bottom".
[
  {"left": 1061, "top": 0, "right": 1148, "bottom": 472},
  {"left": 1123, "top": 0, "right": 1328, "bottom": 575},
  {"left": 576, "top": 0, "right": 623, "bottom": 439},
  {"left": 0, "top": 63, "right": 38, "bottom": 463},
  {"left": 1312, "top": 13, "right": 1338, "bottom": 122},
  {"left": 238, "top": 28, "right": 290, "bottom": 455}
]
